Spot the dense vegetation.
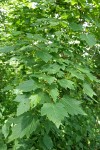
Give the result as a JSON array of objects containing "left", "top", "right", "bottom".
[{"left": 0, "top": 0, "right": 100, "bottom": 149}]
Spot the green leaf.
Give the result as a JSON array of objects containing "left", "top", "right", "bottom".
[
  {"left": 69, "top": 22, "right": 83, "bottom": 31},
  {"left": 39, "top": 92, "right": 51, "bottom": 104},
  {"left": 8, "top": 112, "right": 39, "bottom": 142},
  {"left": 58, "top": 79, "right": 75, "bottom": 90},
  {"left": 19, "top": 45, "right": 33, "bottom": 52},
  {"left": 0, "top": 46, "right": 15, "bottom": 53},
  {"left": 2, "top": 117, "right": 14, "bottom": 138},
  {"left": 16, "top": 80, "right": 38, "bottom": 92},
  {"left": 49, "top": 88, "right": 59, "bottom": 102},
  {"left": 57, "top": 71, "right": 65, "bottom": 77},
  {"left": 37, "top": 74, "right": 56, "bottom": 84},
  {"left": 64, "top": 0, "right": 70, "bottom": 2},
  {"left": 80, "top": 34, "right": 96, "bottom": 47},
  {"left": 61, "top": 95, "right": 86, "bottom": 115},
  {"left": 42, "top": 63, "right": 61, "bottom": 74},
  {"left": 12, "top": 30, "right": 22, "bottom": 36},
  {"left": 68, "top": 69, "right": 84, "bottom": 80},
  {"left": 40, "top": 75, "right": 56, "bottom": 84},
  {"left": 43, "top": 134, "right": 53, "bottom": 150},
  {"left": 86, "top": 72, "right": 99, "bottom": 82},
  {"left": 41, "top": 103, "right": 68, "bottom": 127},
  {"left": 83, "top": 83, "right": 96, "bottom": 98},
  {"left": 71, "top": 0, "right": 77, "bottom": 5},
  {"left": 0, "top": 141, "right": 7, "bottom": 150},
  {"left": 29, "top": 94, "right": 40, "bottom": 108},
  {"left": 14, "top": 95, "right": 30, "bottom": 116},
  {"left": 2, "top": 124, "right": 9, "bottom": 139},
  {"left": 49, "top": 21, "right": 59, "bottom": 26},
  {"left": 77, "top": 67, "right": 99, "bottom": 82},
  {"left": 36, "top": 51, "right": 52, "bottom": 63},
  {"left": 77, "top": 66, "right": 90, "bottom": 74},
  {"left": 2, "top": 85, "right": 13, "bottom": 91}
]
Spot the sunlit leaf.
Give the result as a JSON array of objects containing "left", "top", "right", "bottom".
[
  {"left": 29, "top": 94, "right": 40, "bottom": 108},
  {"left": 49, "top": 88, "right": 59, "bottom": 102}
]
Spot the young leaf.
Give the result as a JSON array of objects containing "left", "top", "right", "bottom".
[
  {"left": 29, "top": 94, "right": 40, "bottom": 108},
  {"left": 41, "top": 103, "right": 68, "bottom": 127}
]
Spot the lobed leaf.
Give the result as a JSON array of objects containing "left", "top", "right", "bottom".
[
  {"left": 16, "top": 80, "right": 38, "bottom": 92},
  {"left": 43, "top": 134, "right": 53, "bottom": 149},
  {"left": 83, "top": 83, "right": 96, "bottom": 98},
  {"left": 49, "top": 88, "right": 59, "bottom": 102},
  {"left": 58, "top": 79, "right": 75, "bottom": 90},
  {"left": 80, "top": 34, "right": 96, "bottom": 47},
  {"left": 8, "top": 112, "right": 39, "bottom": 142},
  {"left": 41, "top": 103, "right": 68, "bottom": 127},
  {"left": 61, "top": 95, "right": 86, "bottom": 115}
]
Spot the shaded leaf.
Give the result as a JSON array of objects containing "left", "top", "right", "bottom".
[
  {"left": 8, "top": 112, "right": 39, "bottom": 142},
  {"left": 0, "top": 141, "right": 7, "bottom": 150},
  {"left": 43, "top": 134, "right": 53, "bottom": 150}
]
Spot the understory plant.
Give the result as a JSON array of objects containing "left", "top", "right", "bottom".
[{"left": 0, "top": 0, "right": 100, "bottom": 149}]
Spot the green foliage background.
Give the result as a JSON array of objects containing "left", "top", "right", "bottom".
[{"left": 0, "top": 0, "right": 100, "bottom": 149}]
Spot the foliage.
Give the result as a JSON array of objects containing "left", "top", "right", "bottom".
[{"left": 0, "top": 0, "right": 100, "bottom": 149}]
